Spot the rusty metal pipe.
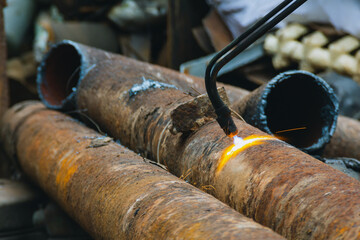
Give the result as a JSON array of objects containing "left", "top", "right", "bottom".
[
  {"left": 234, "top": 70, "right": 339, "bottom": 154},
  {"left": 37, "top": 41, "right": 360, "bottom": 240},
  {"left": 0, "top": 101, "right": 284, "bottom": 240},
  {"left": 323, "top": 115, "right": 360, "bottom": 159},
  {"left": 37, "top": 40, "right": 354, "bottom": 160},
  {"left": 37, "top": 41, "right": 338, "bottom": 155},
  {"left": 36, "top": 40, "right": 247, "bottom": 110}
]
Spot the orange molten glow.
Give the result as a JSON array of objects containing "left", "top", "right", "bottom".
[{"left": 216, "top": 135, "right": 276, "bottom": 174}]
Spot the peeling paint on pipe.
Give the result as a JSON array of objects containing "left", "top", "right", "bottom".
[
  {"left": 0, "top": 101, "right": 284, "bottom": 240},
  {"left": 234, "top": 70, "right": 339, "bottom": 154},
  {"left": 37, "top": 41, "right": 360, "bottom": 240}
]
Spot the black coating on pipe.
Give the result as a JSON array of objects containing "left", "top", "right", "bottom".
[
  {"left": 37, "top": 40, "right": 88, "bottom": 110},
  {"left": 247, "top": 70, "right": 339, "bottom": 154}
]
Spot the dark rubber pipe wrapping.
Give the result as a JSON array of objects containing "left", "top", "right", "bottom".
[
  {"left": 234, "top": 70, "right": 339, "bottom": 154},
  {"left": 0, "top": 101, "right": 284, "bottom": 240},
  {"left": 37, "top": 41, "right": 360, "bottom": 240}
]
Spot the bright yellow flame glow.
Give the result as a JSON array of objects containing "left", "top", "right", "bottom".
[{"left": 216, "top": 135, "right": 276, "bottom": 174}]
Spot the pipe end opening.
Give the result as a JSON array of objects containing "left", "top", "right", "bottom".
[
  {"left": 263, "top": 71, "right": 338, "bottom": 152},
  {"left": 37, "top": 41, "right": 83, "bottom": 110}
]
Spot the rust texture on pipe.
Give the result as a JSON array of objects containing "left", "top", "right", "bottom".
[
  {"left": 37, "top": 41, "right": 360, "bottom": 240},
  {"left": 323, "top": 115, "right": 360, "bottom": 159},
  {"left": 37, "top": 39, "right": 357, "bottom": 161},
  {"left": 0, "top": 1, "right": 9, "bottom": 118},
  {"left": 0, "top": 101, "right": 284, "bottom": 240},
  {"left": 37, "top": 41, "right": 340, "bottom": 155},
  {"left": 36, "top": 40, "right": 247, "bottom": 110},
  {"left": 234, "top": 70, "right": 339, "bottom": 154}
]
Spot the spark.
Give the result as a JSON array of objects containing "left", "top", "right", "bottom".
[
  {"left": 216, "top": 135, "right": 276, "bottom": 175},
  {"left": 275, "top": 127, "right": 307, "bottom": 134}
]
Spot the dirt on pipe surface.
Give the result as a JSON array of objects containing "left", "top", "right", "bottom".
[
  {"left": 0, "top": 101, "right": 284, "bottom": 240},
  {"left": 37, "top": 41, "right": 360, "bottom": 240}
]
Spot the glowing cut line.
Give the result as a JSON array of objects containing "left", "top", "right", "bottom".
[{"left": 216, "top": 135, "right": 276, "bottom": 174}]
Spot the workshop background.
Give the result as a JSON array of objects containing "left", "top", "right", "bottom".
[{"left": 1, "top": 0, "right": 360, "bottom": 239}]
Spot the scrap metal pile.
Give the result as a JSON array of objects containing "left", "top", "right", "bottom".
[{"left": 1, "top": 0, "right": 360, "bottom": 239}]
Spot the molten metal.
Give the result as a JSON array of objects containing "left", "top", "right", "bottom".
[{"left": 217, "top": 135, "right": 277, "bottom": 174}]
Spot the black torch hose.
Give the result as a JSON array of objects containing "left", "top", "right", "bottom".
[{"left": 205, "top": 0, "right": 308, "bottom": 137}]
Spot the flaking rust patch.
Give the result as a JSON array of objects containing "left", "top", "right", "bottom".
[
  {"left": 170, "top": 87, "right": 230, "bottom": 133},
  {"left": 128, "top": 77, "right": 178, "bottom": 97},
  {"left": 86, "top": 136, "right": 113, "bottom": 148}
]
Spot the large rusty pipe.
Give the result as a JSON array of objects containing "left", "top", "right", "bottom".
[
  {"left": 37, "top": 41, "right": 338, "bottom": 154},
  {"left": 234, "top": 70, "right": 339, "bottom": 154},
  {"left": 0, "top": 101, "right": 284, "bottom": 240},
  {"left": 41, "top": 40, "right": 357, "bottom": 159},
  {"left": 37, "top": 41, "right": 360, "bottom": 239},
  {"left": 36, "top": 41, "right": 247, "bottom": 110}
]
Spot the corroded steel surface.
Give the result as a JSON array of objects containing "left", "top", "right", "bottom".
[
  {"left": 324, "top": 115, "right": 360, "bottom": 159},
  {"left": 1, "top": 101, "right": 284, "bottom": 240},
  {"left": 37, "top": 41, "right": 360, "bottom": 239},
  {"left": 178, "top": 120, "right": 360, "bottom": 240},
  {"left": 37, "top": 41, "right": 247, "bottom": 110},
  {"left": 37, "top": 41, "right": 340, "bottom": 155}
]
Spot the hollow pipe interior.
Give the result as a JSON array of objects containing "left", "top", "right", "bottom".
[
  {"left": 38, "top": 42, "right": 82, "bottom": 109},
  {"left": 263, "top": 72, "right": 338, "bottom": 150}
]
